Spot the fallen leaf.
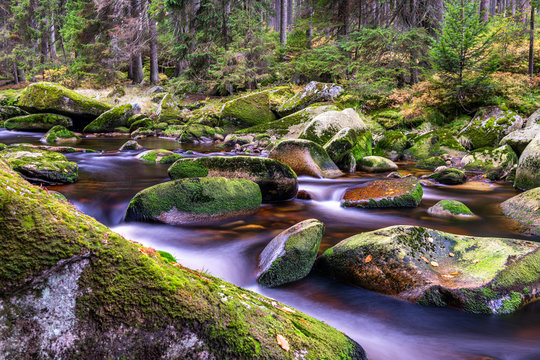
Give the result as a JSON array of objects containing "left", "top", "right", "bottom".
[
  {"left": 298, "top": 318, "right": 310, "bottom": 326},
  {"left": 441, "top": 274, "right": 454, "bottom": 279},
  {"left": 421, "top": 256, "right": 429, "bottom": 263},
  {"left": 276, "top": 334, "right": 290, "bottom": 351},
  {"left": 430, "top": 261, "right": 439, "bottom": 267},
  {"left": 450, "top": 271, "right": 459, "bottom": 276},
  {"left": 449, "top": 253, "right": 455, "bottom": 257},
  {"left": 364, "top": 254, "right": 373, "bottom": 263},
  {"left": 473, "top": 259, "right": 479, "bottom": 264}
]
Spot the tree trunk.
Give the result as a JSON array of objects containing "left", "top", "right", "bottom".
[
  {"left": 273, "top": 0, "right": 281, "bottom": 32},
  {"left": 49, "top": 13, "right": 57, "bottom": 59},
  {"left": 13, "top": 62, "right": 19, "bottom": 84},
  {"left": 280, "top": 0, "right": 288, "bottom": 44},
  {"left": 132, "top": 54, "right": 144, "bottom": 84},
  {"left": 222, "top": 0, "right": 231, "bottom": 45},
  {"left": 307, "top": 1, "right": 313, "bottom": 48},
  {"left": 338, "top": 0, "right": 352, "bottom": 36},
  {"left": 149, "top": 19, "right": 159, "bottom": 84},
  {"left": 18, "top": 68, "right": 26, "bottom": 83},
  {"left": 480, "top": 0, "right": 490, "bottom": 21},
  {"left": 529, "top": 4, "right": 535, "bottom": 79},
  {"left": 287, "top": 0, "right": 294, "bottom": 30}
]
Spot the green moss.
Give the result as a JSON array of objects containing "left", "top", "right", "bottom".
[
  {"left": 417, "top": 156, "right": 446, "bottom": 169},
  {"left": 157, "top": 250, "right": 176, "bottom": 263},
  {"left": 428, "top": 168, "right": 466, "bottom": 185},
  {"left": 221, "top": 92, "right": 275, "bottom": 127},
  {"left": 139, "top": 149, "right": 183, "bottom": 164},
  {"left": 500, "top": 292, "right": 523, "bottom": 314},
  {"left": 83, "top": 104, "right": 137, "bottom": 133},
  {"left": 5, "top": 113, "right": 72, "bottom": 131},
  {"left": 438, "top": 200, "right": 473, "bottom": 215},
  {"left": 168, "top": 161, "right": 209, "bottom": 178},
  {"left": 42, "top": 125, "right": 79, "bottom": 144},
  {"left": 373, "top": 130, "right": 407, "bottom": 157}
]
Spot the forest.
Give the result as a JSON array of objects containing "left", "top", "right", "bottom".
[{"left": 0, "top": 1, "right": 539, "bottom": 360}]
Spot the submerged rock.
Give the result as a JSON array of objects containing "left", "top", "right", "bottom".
[
  {"left": 461, "top": 145, "right": 518, "bottom": 180},
  {"left": 501, "top": 187, "right": 540, "bottom": 236},
  {"left": 277, "top": 81, "right": 344, "bottom": 117},
  {"left": 83, "top": 103, "right": 140, "bottom": 133},
  {"left": 299, "top": 108, "right": 368, "bottom": 145},
  {"left": 168, "top": 156, "right": 298, "bottom": 202},
  {"left": 257, "top": 219, "right": 324, "bottom": 287},
  {"left": 427, "top": 168, "right": 467, "bottom": 185},
  {"left": 514, "top": 133, "right": 540, "bottom": 190},
  {"left": 5, "top": 113, "right": 72, "bottom": 131},
  {"left": 137, "top": 149, "right": 183, "bottom": 164},
  {"left": 125, "top": 177, "right": 262, "bottom": 225},
  {"left": 318, "top": 225, "right": 540, "bottom": 314},
  {"left": 221, "top": 91, "right": 276, "bottom": 127},
  {"left": 357, "top": 156, "right": 398, "bottom": 173},
  {"left": 41, "top": 125, "right": 80, "bottom": 145},
  {"left": 427, "top": 200, "right": 474, "bottom": 218},
  {"left": 0, "top": 162, "right": 366, "bottom": 359},
  {"left": 269, "top": 139, "right": 343, "bottom": 178},
  {"left": 342, "top": 177, "right": 423, "bottom": 208}
]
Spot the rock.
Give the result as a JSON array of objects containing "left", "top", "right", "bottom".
[
  {"left": 526, "top": 107, "right": 540, "bottom": 127},
  {"left": 257, "top": 219, "right": 324, "bottom": 287},
  {"left": 220, "top": 91, "right": 276, "bottom": 127},
  {"left": 17, "top": 82, "right": 110, "bottom": 125},
  {"left": 119, "top": 140, "right": 143, "bottom": 151},
  {"left": 357, "top": 156, "right": 398, "bottom": 173},
  {"left": 157, "top": 94, "right": 183, "bottom": 123},
  {"left": 461, "top": 145, "right": 518, "bottom": 180},
  {"left": 501, "top": 187, "right": 540, "bottom": 236},
  {"left": 342, "top": 177, "right": 423, "bottom": 208},
  {"left": 459, "top": 106, "right": 524, "bottom": 149},
  {"left": 179, "top": 124, "right": 216, "bottom": 143},
  {"left": 427, "top": 168, "right": 467, "bottom": 185},
  {"left": 4, "top": 113, "right": 72, "bottom": 131},
  {"left": 41, "top": 126, "right": 80, "bottom": 145},
  {"left": 269, "top": 139, "right": 343, "bottom": 179},
  {"left": 427, "top": 200, "right": 474, "bottom": 218},
  {"left": 299, "top": 108, "right": 368, "bottom": 145},
  {"left": 107, "top": 85, "right": 125, "bottom": 97},
  {"left": 318, "top": 225, "right": 540, "bottom": 314},
  {"left": 404, "top": 130, "right": 465, "bottom": 160},
  {"left": 277, "top": 81, "right": 344, "bottom": 117},
  {"left": 323, "top": 128, "right": 372, "bottom": 172},
  {"left": 125, "top": 177, "right": 262, "bottom": 225},
  {"left": 416, "top": 156, "right": 447, "bottom": 170},
  {"left": 373, "top": 109, "right": 403, "bottom": 130},
  {"left": 129, "top": 118, "right": 154, "bottom": 133},
  {"left": 0, "top": 146, "right": 78, "bottom": 184},
  {"left": 137, "top": 149, "right": 183, "bottom": 164},
  {"left": 168, "top": 156, "right": 298, "bottom": 202},
  {"left": 515, "top": 133, "right": 540, "bottom": 190},
  {"left": 297, "top": 190, "right": 313, "bottom": 200},
  {"left": 0, "top": 106, "right": 28, "bottom": 120},
  {"left": 83, "top": 103, "right": 140, "bottom": 133},
  {"left": 0, "top": 162, "right": 367, "bottom": 359},
  {"left": 373, "top": 130, "right": 408, "bottom": 161},
  {"left": 147, "top": 86, "right": 166, "bottom": 94},
  {"left": 265, "top": 86, "right": 295, "bottom": 111},
  {"left": 500, "top": 125, "right": 540, "bottom": 155}
]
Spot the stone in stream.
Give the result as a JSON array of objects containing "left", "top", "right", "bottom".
[
  {"left": 342, "top": 177, "right": 423, "bottom": 208},
  {"left": 220, "top": 91, "right": 276, "bottom": 127},
  {"left": 357, "top": 156, "right": 398, "bottom": 173},
  {"left": 514, "top": 132, "right": 540, "bottom": 190},
  {"left": 83, "top": 103, "right": 141, "bottom": 133},
  {"left": 404, "top": 130, "right": 466, "bottom": 161},
  {"left": 257, "top": 219, "right": 325, "bottom": 287},
  {"left": 268, "top": 139, "right": 343, "bottom": 178},
  {"left": 277, "top": 81, "right": 344, "bottom": 117},
  {"left": 137, "top": 149, "right": 183, "bottom": 164},
  {"left": 119, "top": 140, "right": 143, "bottom": 151},
  {"left": 427, "top": 168, "right": 467, "bottom": 185},
  {"left": 416, "top": 156, "right": 448, "bottom": 170},
  {"left": 4, "top": 113, "right": 72, "bottom": 131},
  {"left": 168, "top": 156, "right": 298, "bottom": 202},
  {"left": 499, "top": 124, "right": 540, "bottom": 155},
  {"left": 41, "top": 125, "right": 80, "bottom": 145},
  {"left": 461, "top": 145, "right": 518, "bottom": 180},
  {"left": 500, "top": 187, "right": 540, "bottom": 236},
  {"left": 125, "top": 177, "right": 262, "bottom": 225},
  {"left": 323, "top": 127, "right": 373, "bottom": 172},
  {"left": 427, "top": 200, "right": 475, "bottom": 218},
  {"left": 0, "top": 161, "right": 367, "bottom": 359},
  {"left": 0, "top": 105, "right": 28, "bottom": 120},
  {"left": 299, "top": 108, "right": 368, "bottom": 145},
  {"left": 317, "top": 225, "right": 540, "bottom": 314},
  {"left": 0, "top": 146, "right": 78, "bottom": 184},
  {"left": 373, "top": 130, "right": 408, "bottom": 161},
  {"left": 157, "top": 93, "right": 183, "bottom": 123}
]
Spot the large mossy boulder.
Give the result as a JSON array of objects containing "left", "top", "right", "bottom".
[
  {"left": 221, "top": 91, "right": 276, "bottom": 127},
  {"left": 0, "top": 105, "right": 28, "bottom": 120},
  {"left": 427, "top": 200, "right": 474, "bottom": 218},
  {"left": 83, "top": 103, "right": 140, "bottom": 133},
  {"left": 416, "top": 156, "right": 447, "bottom": 170},
  {"left": 318, "top": 225, "right": 540, "bottom": 314},
  {"left": 500, "top": 124, "right": 540, "bottom": 155},
  {"left": 357, "top": 156, "right": 398, "bottom": 173},
  {"left": 299, "top": 108, "right": 368, "bottom": 145},
  {"left": 427, "top": 168, "right": 467, "bottom": 185},
  {"left": 137, "top": 149, "right": 183, "bottom": 164},
  {"left": 257, "top": 219, "right": 324, "bottom": 287},
  {"left": 459, "top": 106, "right": 524, "bottom": 149},
  {"left": 373, "top": 130, "right": 408, "bottom": 161},
  {"left": 404, "top": 130, "right": 465, "bottom": 160},
  {"left": 514, "top": 133, "right": 540, "bottom": 190},
  {"left": 0, "top": 146, "right": 78, "bottom": 184},
  {"left": 41, "top": 125, "right": 80, "bottom": 144},
  {"left": 5, "top": 113, "right": 72, "bottom": 131},
  {"left": 125, "top": 177, "right": 262, "bottom": 225},
  {"left": 17, "top": 82, "right": 110, "bottom": 124},
  {"left": 269, "top": 139, "right": 343, "bottom": 178},
  {"left": 0, "top": 162, "right": 366, "bottom": 359},
  {"left": 342, "top": 177, "right": 423, "bottom": 208},
  {"left": 157, "top": 93, "right": 183, "bottom": 123},
  {"left": 525, "top": 107, "right": 540, "bottom": 128},
  {"left": 461, "top": 145, "right": 518, "bottom": 180},
  {"left": 323, "top": 128, "right": 372, "bottom": 172},
  {"left": 501, "top": 187, "right": 540, "bottom": 236},
  {"left": 168, "top": 156, "right": 298, "bottom": 202},
  {"left": 178, "top": 123, "right": 217, "bottom": 143},
  {"left": 277, "top": 81, "right": 344, "bottom": 117}
]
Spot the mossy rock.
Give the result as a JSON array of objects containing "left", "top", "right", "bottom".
[
  {"left": 461, "top": 145, "right": 518, "bottom": 181},
  {"left": 83, "top": 103, "right": 140, "bottom": 133},
  {"left": 127, "top": 113, "right": 149, "bottom": 127},
  {"left": 157, "top": 94, "right": 184, "bottom": 123},
  {"left": 17, "top": 82, "right": 110, "bottom": 126},
  {"left": 501, "top": 187, "right": 540, "bottom": 236},
  {"left": 107, "top": 85, "right": 126, "bottom": 97},
  {"left": 342, "top": 177, "right": 423, "bottom": 208},
  {"left": 299, "top": 108, "right": 368, "bottom": 145},
  {"left": 41, "top": 125, "right": 80, "bottom": 145},
  {"left": 125, "top": 177, "right": 262, "bottom": 225},
  {"left": 129, "top": 118, "right": 153, "bottom": 133},
  {"left": 404, "top": 130, "right": 465, "bottom": 161},
  {"left": 500, "top": 125, "right": 540, "bottom": 156},
  {"left": 220, "top": 91, "right": 276, "bottom": 128},
  {"left": 0, "top": 89, "right": 22, "bottom": 106},
  {"left": 269, "top": 139, "right": 343, "bottom": 179},
  {"left": 265, "top": 86, "right": 295, "bottom": 111},
  {"left": 257, "top": 219, "right": 324, "bottom": 287},
  {"left": 179, "top": 124, "right": 216, "bottom": 143},
  {"left": 277, "top": 81, "right": 344, "bottom": 117},
  {"left": 119, "top": 140, "right": 143, "bottom": 151},
  {"left": 357, "top": 156, "right": 398, "bottom": 173},
  {"left": 0, "top": 146, "right": 78, "bottom": 184},
  {"left": 372, "top": 109, "right": 403, "bottom": 130},
  {"left": 5, "top": 113, "right": 72, "bottom": 131},
  {"left": 0, "top": 106, "right": 28, "bottom": 120},
  {"left": 323, "top": 128, "right": 373, "bottom": 172},
  {"left": 514, "top": 133, "right": 540, "bottom": 190},
  {"left": 137, "top": 149, "right": 183, "bottom": 164},
  {"left": 318, "top": 225, "right": 540, "bottom": 314},
  {"left": 373, "top": 130, "right": 408, "bottom": 161},
  {"left": 168, "top": 156, "right": 298, "bottom": 202},
  {"left": 0, "top": 162, "right": 366, "bottom": 359},
  {"left": 427, "top": 200, "right": 474, "bottom": 218},
  {"left": 427, "top": 168, "right": 467, "bottom": 185},
  {"left": 417, "top": 156, "right": 447, "bottom": 170}
]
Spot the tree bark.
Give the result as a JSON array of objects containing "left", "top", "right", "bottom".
[
  {"left": 49, "top": 13, "right": 57, "bottom": 59},
  {"left": 529, "top": 4, "right": 535, "bottom": 79},
  {"left": 307, "top": 1, "right": 313, "bottom": 48},
  {"left": 280, "top": 0, "right": 288, "bottom": 44},
  {"left": 132, "top": 54, "right": 144, "bottom": 84},
  {"left": 149, "top": 18, "right": 159, "bottom": 84},
  {"left": 480, "top": 0, "right": 490, "bottom": 21},
  {"left": 13, "top": 62, "right": 19, "bottom": 84},
  {"left": 287, "top": 0, "right": 294, "bottom": 30}
]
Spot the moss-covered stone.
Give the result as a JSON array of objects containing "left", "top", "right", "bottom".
[
  {"left": 461, "top": 145, "right": 518, "bottom": 180},
  {"left": 416, "top": 156, "right": 447, "bottom": 170},
  {"left": 514, "top": 133, "right": 540, "bottom": 190},
  {"left": 427, "top": 200, "right": 474, "bottom": 218},
  {"left": 168, "top": 156, "right": 298, "bottom": 202},
  {"left": 0, "top": 162, "right": 366, "bottom": 359},
  {"left": 269, "top": 139, "right": 343, "bottom": 179},
  {"left": 372, "top": 109, "right": 403, "bottom": 130},
  {"left": 257, "top": 219, "right": 324, "bottom": 287},
  {"left": 277, "top": 81, "right": 344, "bottom": 117},
  {"left": 357, "top": 156, "right": 398, "bottom": 173},
  {"left": 427, "top": 168, "right": 467, "bottom": 185},
  {"left": 501, "top": 187, "right": 540, "bottom": 236},
  {"left": 41, "top": 125, "right": 80, "bottom": 145},
  {"left": 129, "top": 118, "right": 153, "bottom": 133},
  {"left": 500, "top": 125, "right": 540, "bottom": 155},
  {"left": 0, "top": 146, "right": 78, "bottom": 184},
  {"left": 5, "top": 113, "right": 72, "bottom": 131},
  {"left": 0, "top": 106, "right": 28, "bottom": 120},
  {"left": 83, "top": 103, "right": 140, "bottom": 133},
  {"left": 323, "top": 128, "right": 372, "bottom": 172},
  {"left": 119, "top": 140, "right": 143, "bottom": 151},
  {"left": 157, "top": 93, "right": 184, "bottom": 123},
  {"left": 179, "top": 123, "right": 216, "bottom": 143},
  {"left": 265, "top": 86, "right": 295, "bottom": 111},
  {"left": 318, "top": 225, "right": 540, "bottom": 314},
  {"left": 373, "top": 130, "right": 408, "bottom": 161},
  {"left": 125, "top": 177, "right": 262, "bottom": 225},
  {"left": 299, "top": 108, "right": 368, "bottom": 145},
  {"left": 220, "top": 91, "right": 276, "bottom": 128},
  {"left": 342, "top": 177, "right": 422, "bottom": 208},
  {"left": 404, "top": 130, "right": 465, "bottom": 161},
  {"left": 137, "top": 149, "right": 183, "bottom": 164}
]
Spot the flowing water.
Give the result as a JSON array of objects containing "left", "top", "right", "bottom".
[{"left": 2, "top": 128, "right": 539, "bottom": 360}]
